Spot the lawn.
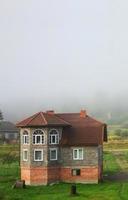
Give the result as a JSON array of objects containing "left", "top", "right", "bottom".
[{"left": 1, "top": 143, "right": 128, "bottom": 200}]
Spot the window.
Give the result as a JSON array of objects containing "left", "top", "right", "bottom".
[
  {"left": 34, "top": 149, "right": 43, "bottom": 161},
  {"left": 72, "top": 169, "right": 81, "bottom": 176},
  {"left": 33, "top": 129, "right": 44, "bottom": 144},
  {"left": 23, "top": 130, "right": 29, "bottom": 144},
  {"left": 23, "top": 149, "right": 28, "bottom": 161},
  {"left": 50, "top": 148, "right": 57, "bottom": 160},
  {"left": 73, "top": 148, "right": 83, "bottom": 160},
  {"left": 49, "top": 129, "right": 59, "bottom": 144}
]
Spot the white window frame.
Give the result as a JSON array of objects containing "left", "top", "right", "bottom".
[
  {"left": 34, "top": 149, "right": 43, "bottom": 161},
  {"left": 50, "top": 148, "right": 58, "bottom": 160},
  {"left": 49, "top": 129, "right": 59, "bottom": 144},
  {"left": 23, "top": 149, "right": 28, "bottom": 161},
  {"left": 73, "top": 148, "right": 83, "bottom": 160},
  {"left": 22, "top": 131, "right": 29, "bottom": 144},
  {"left": 33, "top": 129, "right": 45, "bottom": 145}
]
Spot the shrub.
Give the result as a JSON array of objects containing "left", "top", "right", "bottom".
[{"left": 1, "top": 152, "right": 18, "bottom": 165}]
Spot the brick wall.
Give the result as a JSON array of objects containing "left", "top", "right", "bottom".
[
  {"left": 21, "top": 167, "right": 48, "bottom": 185},
  {"left": 30, "top": 167, "right": 48, "bottom": 185},
  {"left": 21, "top": 166, "right": 99, "bottom": 185},
  {"left": 21, "top": 167, "right": 31, "bottom": 185},
  {"left": 60, "top": 167, "right": 98, "bottom": 183},
  {"left": 47, "top": 167, "right": 60, "bottom": 183}
]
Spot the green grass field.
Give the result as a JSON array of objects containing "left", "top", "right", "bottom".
[{"left": 1, "top": 143, "right": 128, "bottom": 200}]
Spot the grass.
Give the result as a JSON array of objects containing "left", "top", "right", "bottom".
[
  {"left": 0, "top": 182, "right": 126, "bottom": 200},
  {"left": 103, "top": 151, "right": 121, "bottom": 174},
  {"left": 104, "top": 140, "right": 128, "bottom": 150},
  {"left": 1, "top": 142, "right": 128, "bottom": 199}
]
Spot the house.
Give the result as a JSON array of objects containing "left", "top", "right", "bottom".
[
  {"left": 0, "top": 121, "right": 19, "bottom": 143},
  {"left": 16, "top": 110, "right": 107, "bottom": 185}
]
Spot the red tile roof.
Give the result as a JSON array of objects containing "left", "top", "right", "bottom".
[
  {"left": 56, "top": 113, "right": 103, "bottom": 127},
  {"left": 16, "top": 112, "right": 70, "bottom": 127},
  {"left": 16, "top": 110, "right": 107, "bottom": 145},
  {"left": 56, "top": 113, "right": 107, "bottom": 145}
]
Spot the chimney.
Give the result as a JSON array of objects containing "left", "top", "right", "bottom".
[
  {"left": 46, "top": 110, "right": 55, "bottom": 115},
  {"left": 80, "top": 110, "right": 86, "bottom": 118}
]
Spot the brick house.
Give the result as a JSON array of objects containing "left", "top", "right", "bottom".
[{"left": 16, "top": 110, "right": 107, "bottom": 185}]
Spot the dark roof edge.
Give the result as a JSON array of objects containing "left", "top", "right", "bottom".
[
  {"left": 59, "top": 144, "right": 99, "bottom": 147},
  {"left": 16, "top": 124, "right": 71, "bottom": 128},
  {"left": 103, "top": 124, "right": 107, "bottom": 142}
]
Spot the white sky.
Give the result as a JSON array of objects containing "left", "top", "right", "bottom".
[{"left": 0, "top": 0, "right": 128, "bottom": 121}]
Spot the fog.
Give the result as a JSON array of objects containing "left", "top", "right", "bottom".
[{"left": 0, "top": 0, "right": 128, "bottom": 122}]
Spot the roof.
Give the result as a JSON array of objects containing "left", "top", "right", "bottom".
[
  {"left": 0, "top": 121, "right": 19, "bottom": 133},
  {"left": 56, "top": 113, "right": 107, "bottom": 145},
  {"left": 16, "top": 112, "right": 70, "bottom": 127},
  {"left": 16, "top": 110, "right": 107, "bottom": 145},
  {"left": 56, "top": 113, "right": 104, "bottom": 127}
]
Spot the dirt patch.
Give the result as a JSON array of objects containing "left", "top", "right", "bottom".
[
  {"left": 104, "top": 150, "right": 128, "bottom": 181},
  {"left": 104, "top": 172, "right": 128, "bottom": 181}
]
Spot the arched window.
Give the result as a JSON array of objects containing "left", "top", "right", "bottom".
[
  {"left": 49, "top": 129, "right": 59, "bottom": 144},
  {"left": 33, "top": 129, "right": 44, "bottom": 144},
  {"left": 22, "top": 130, "right": 29, "bottom": 144}
]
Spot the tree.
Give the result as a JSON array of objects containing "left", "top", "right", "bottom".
[
  {"left": 121, "top": 121, "right": 128, "bottom": 128},
  {"left": 121, "top": 130, "right": 128, "bottom": 138},
  {"left": 0, "top": 110, "right": 3, "bottom": 120},
  {"left": 114, "top": 129, "right": 122, "bottom": 136}
]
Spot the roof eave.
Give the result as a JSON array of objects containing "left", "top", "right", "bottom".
[
  {"left": 16, "top": 124, "right": 71, "bottom": 128},
  {"left": 59, "top": 143, "right": 99, "bottom": 147}
]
